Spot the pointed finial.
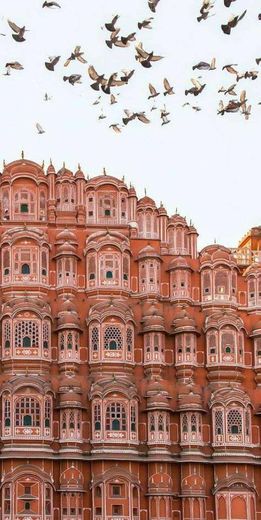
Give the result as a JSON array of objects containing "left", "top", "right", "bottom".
[
  {"left": 21, "top": 150, "right": 24, "bottom": 159},
  {"left": 175, "top": 207, "right": 178, "bottom": 213},
  {"left": 50, "top": 158, "right": 52, "bottom": 165},
  {"left": 214, "top": 238, "right": 216, "bottom": 244},
  {"left": 122, "top": 175, "right": 125, "bottom": 182},
  {"left": 42, "top": 160, "right": 44, "bottom": 169},
  {"left": 144, "top": 187, "right": 147, "bottom": 196},
  {"left": 103, "top": 167, "right": 106, "bottom": 176},
  {"left": 190, "top": 219, "right": 192, "bottom": 226},
  {"left": 3, "top": 159, "right": 5, "bottom": 168},
  {"left": 63, "top": 161, "right": 65, "bottom": 169},
  {"left": 87, "top": 174, "right": 90, "bottom": 180},
  {"left": 78, "top": 163, "right": 81, "bottom": 170}
]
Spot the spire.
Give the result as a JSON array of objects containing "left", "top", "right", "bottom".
[
  {"left": 41, "top": 160, "right": 44, "bottom": 169},
  {"left": 103, "top": 167, "right": 107, "bottom": 176},
  {"left": 3, "top": 159, "right": 5, "bottom": 168},
  {"left": 144, "top": 187, "right": 147, "bottom": 196},
  {"left": 21, "top": 150, "right": 24, "bottom": 159},
  {"left": 50, "top": 158, "right": 52, "bottom": 165}
]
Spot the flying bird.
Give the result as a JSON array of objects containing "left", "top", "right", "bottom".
[
  {"left": 42, "top": 1, "right": 61, "bottom": 7},
  {"left": 161, "top": 115, "right": 170, "bottom": 126},
  {"left": 7, "top": 19, "right": 28, "bottom": 42},
  {"left": 138, "top": 18, "right": 153, "bottom": 30},
  {"left": 122, "top": 110, "right": 136, "bottom": 125},
  {"left": 63, "top": 74, "right": 82, "bottom": 85},
  {"left": 241, "top": 103, "right": 251, "bottom": 120},
  {"left": 218, "top": 90, "right": 246, "bottom": 114},
  {"left": 192, "top": 58, "right": 216, "bottom": 70},
  {"left": 110, "top": 93, "right": 118, "bottom": 104},
  {"left": 256, "top": 58, "right": 261, "bottom": 65},
  {"left": 221, "top": 10, "right": 247, "bottom": 35},
  {"left": 197, "top": 0, "right": 215, "bottom": 22},
  {"left": 148, "top": 0, "right": 160, "bottom": 13},
  {"left": 185, "top": 78, "right": 206, "bottom": 96},
  {"left": 44, "top": 93, "right": 52, "bottom": 101},
  {"left": 106, "top": 29, "right": 121, "bottom": 48},
  {"left": 98, "top": 110, "right": 106, "bottom": 120},
  {"left": 244, "top": 70, "right": 258, "bottom": 80},
  {"left": 120, "top": 69, "right": 135, "bottom": 83},
  {"left": 120, "top": 32, "right": 136, "bottom": 46},
  {"left": 45, "top": 56, "right": 60, "bottom": 71},
  {"left": 5, "top": 61, "right": 23, "bottom": 70},
  {"left": 105, "top": 15, "right": 119, "bottom": 32},
  {"left": 218, "top": 83, "right": 237, "bottom": 96},
  {"left": 109, "top": 124, "right": 122, "bottom": 133},
  {"left": 148, "top": 83, "right": 160, "bottom": 99},
  {"left": 135, "top": 42, "right": 163, "bottom": 68},
  {"left": 224, "top": 0, "right": 236, "bottom": 6},
  {"left": 64, "top": 46, "right": 87, "bottom": 66},
  {"left": 88, "top": 66, "right": 125, "bottom": 94},
  {"left": 36, "top": 123, "right": 45, "bottom": 134},
  {"left": 163, "top": 78, "right": 174, "bottom": 95},
  {"left": 93, "top": 96, "right": 101, "bottom": 105},
  {"left": 136, "top": 112, "right": 150, "bottom": 124}
]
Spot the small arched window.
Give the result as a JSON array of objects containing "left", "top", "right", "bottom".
[
  {"left": 105, "top": 402, "right": 126, "bottom": 431},
  {"left": 21, "top": 263, "right": 30, "bottom": 274}
]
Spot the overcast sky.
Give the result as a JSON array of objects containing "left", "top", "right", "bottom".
[{"left": 0, "top": 0, "right": 260, "bottom": 248}]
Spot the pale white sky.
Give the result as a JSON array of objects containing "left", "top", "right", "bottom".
[{"left": 0, "top": 0, "right": 260, "bottom": 248}]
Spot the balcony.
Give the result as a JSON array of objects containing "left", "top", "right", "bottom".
[{"left": 231, "top": 248, "right": 261, "bottom": 266}]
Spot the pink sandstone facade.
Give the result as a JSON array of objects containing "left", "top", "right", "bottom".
[{"left": 0, "top": 157, "right": 260, "bottom": 520}]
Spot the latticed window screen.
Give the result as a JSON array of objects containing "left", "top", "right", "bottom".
[
  {"left": 149, "top": 413, "right": 155, "bottom": 432},
  {"left": 104, "top": 326, "right": 123, "bottom": 350},
  {"left": 14, "top": 320, "right": 40, "bottom": 348},
  {"left": 105, "top": 402, "right": 126, "bottom": 431},
  {"left": 15, "top": 398, "right": 40, "bottom": 427},
  {"left": 214, "top": 410, "right": 224, "bottom": 435},
  {"left": 191, "top": 413, "right": 197, "bottom": 432},
  {"left": 182, "top": 414, "right": 188, "bottom": 433},
  {"left": 130, "top": 405, "right": 136, "bottom": 432},
  {"left": 91, "top": 327, "right": 99, "bottom": 351},
  {"left": 209, "top": 332, "right": 217, "bottom": 353},
  {"left": 203, "top": 271, "right": 211, "bottom": 293},
  {"left": 43, "top": 321, "right": 50, "bottom": 349},
  {"left": 4, "top": 400, "right": 11, "bottom": 426},
  {"left": 44, "top": 399, "right": 51, "bottom": 427},
  {"left": 126, "top": 327, "right": 133, "bottom": 352},
  {"left": 158, "top": 414, "right": 164, "bottom": 431},
  {"left": 221, "top": 331, "right": 235, "bottom": 354},
  {"left": 3, "top": 320, "right": 11, "bottom": 348},
  {"left": 227, "top": 409, "right": 242, "bottom": 434},
  {"left": 215, "top": 270, "right": 229, "bottom": 293},
  {"left": 94, "top": 403, "right": 101, "bottom": 430}
]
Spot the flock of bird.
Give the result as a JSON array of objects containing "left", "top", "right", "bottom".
[{"left": 1, "top": 0, "right": 260, "bottom": 134}]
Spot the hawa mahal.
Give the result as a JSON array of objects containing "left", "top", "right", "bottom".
[{"left": 0, "top": 156, "right": 260, "bottom": 520}]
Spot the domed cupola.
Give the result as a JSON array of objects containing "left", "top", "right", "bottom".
[
  {"left": 200, "top": 245, "right": 238, "bottom": 305},
  {"left": 136, "top": 195, "right": 159, "bottom": 239},
  {"left": 244, "top": 262, "right": 261, "bottom": 308},
  {"left": 167, "top": 213, "right": 190, "bottom": 256},
  {"left": 145, "top": 379, "right": 172, "bottom": 451}
]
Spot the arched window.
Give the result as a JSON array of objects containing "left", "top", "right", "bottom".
[
  {"left": 180, "top": 412, "right": 202, "bottom": 444},
  {"left": 58, "top": 330, "right": 80, "bottom": 361},
  {"left": 21, "top": 263, "right": 30, "bottom": 274},
  {"left": 104, "top": 326, "right": 123, "bottom": 350},
  {"left": 175, "top": 333, "right": 196, "bottom": 365},
  {"left": 94, "top": 404, "right": 101, "bottom": 431},
  {"left": 14, "top": 320, "right": 39, "bottom": 349},
  {"left": 215, "top": 269, "right": 229, "bottom": 296},
  {"left": 15, "top": 397, "right": 40, "bottom": 427},
  {"left": 148, "top": 411, "right": 170, "bottom": 444},
  {"left": 105, "top": 403, "right": 126, "bottom": 431},
  {"left": 99, "top": 253, "right": 120, "bottom": 286},
  {"left": 227, "top": 409, "right": 242, "bottom": 435},
  {"left": 14, "top": 189, "right": 36, "bottom": 219},
  {"left": 212, "top": 404, "right": 250, "bottom": 446}
]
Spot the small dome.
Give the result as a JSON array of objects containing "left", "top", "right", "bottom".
[
  {"left": 129, "top": 185, "right": 137, "bottom": 196},
  {"left": 75, "top": 165, "right": 85, "bottom": 179},
  {"left": 158, "top": 204, "right": 167, "bottom": 216},
  {"left": 212, "top": 248, "right": 230, "bottom": 262},
  {"left": 137, "top": 244, "right": 161, "bottom": 260},
  {"left": 168, "top": 256, "right": 191, "bottom": 271},
  {"left": 47, "top": 162, "right": 55, "bottom": 175},
  {"left": 172, "top": 309, "right": 198, "bottom": 334},
  {"left": 57, "top": 298, "right": 81, "bottom": 330},
  {"left": 57, "top": 165, "right": 73, "bottom": 178},
  {"left": 56, "top": 228, "right": 77, "bottom": 243},
  {"left": 169, "top": 213, "right": 187, "bottom": 225},
  {"left": 141, "top": 302, "right": 165, "bottom": 331},
  {"left": 137, "top": 196, "right": 156, "bottom": 208}
]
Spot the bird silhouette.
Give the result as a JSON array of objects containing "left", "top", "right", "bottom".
[
  {"left": 7, "top": 19, "right": 28, "bottom": 42},
  {"left": 218, "top": 84, "right": 237, "bottom": 96},
  {"left": 109, "top": 124, "right": 122, "bottom": 133},
  {"left": 221, "top": 10, "right": 247, "bottom": 35},
  {"left": 148, "top": 0, "right": 160, "bottom": 13},
  {"left": 105, "top": 15, "right": 119, "bottom": 32},
  {"left": 44, "top": 93, "right": 52, "bottom": 101},
  {"left": 93, "top": 96, "right": 101, "bottom": 105},
  {"left": 148, "top": 83, "right": 160, "bottom": 99},
  {"left": 120, "top": 69, "right": 135, "bottom": 83},
  {"left": 135, "top": 42, "right": 163, "bottom": 68},
  {"left": 192, "top": 58, "right": 216, "bottom": 70},
  {"left": 110, "top": 93, "right": 118, "bottom": 105},
  {"left": 138, "top": 18, "right": 153, "bottom": 30},
  {"left": 122, "top": 110, "right": 136, "bottom": 125},
  {"left": 42, "top": 1, "right": 61, "bottom": 7},
  {"left": 64, "top": 46, "right": 87, "bottom": 66},
  {"left": 224, "top": 0, "right": 236, "bottom": 6},
  {"left": 106, "top": 29, "right": 121, "bottom": 48},
  {"left": 63, "top": 74, "right": 82, "bottom": 85},
  {"left": 5, "top": 61, "right": 23, "bottom": 71},
  {"left": 45, "top": 56, "right": 60, "bottom": 71},
  {"left": 185, "top": 78, "right": 206, "bottom": 96},
  {"left": 197, "top": 0, "right": 215, "bottom": 22},
  {"left": 120, "top": 32, "right": 136, "bottom": 46},
  {"left": 163, "top": 78, "right": 174, "bottom": 95},
  {"left": 36, "top": 123, "right": 45, "bottom": 134},
  {"left": 241, "top": 102, "right": 251, "bottom": 120}
]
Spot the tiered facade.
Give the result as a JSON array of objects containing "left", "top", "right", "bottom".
[{"left": 0, "top": 157, "right": 260, "bottom": 520}]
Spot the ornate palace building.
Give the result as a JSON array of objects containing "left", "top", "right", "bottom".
[{"left": 0, "top": 156, "right": 260, "bottom": 520}]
